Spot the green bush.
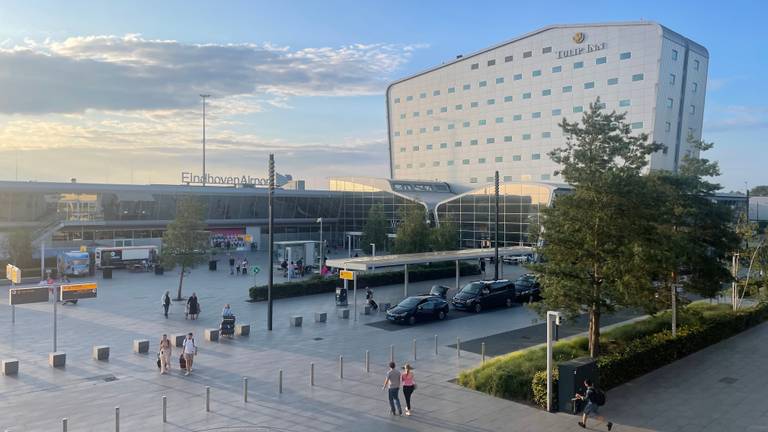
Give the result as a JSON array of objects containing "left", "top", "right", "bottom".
[
  {"left": 532, "top": 368, "right": 559, "bottom": 409},
  {"left": 249, "top": 262, "right": 480, "bottom": 301}
]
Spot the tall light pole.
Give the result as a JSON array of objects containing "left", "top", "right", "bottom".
[
  {"left": 494, "top": 171, "right": 500, "bottom": 280},
  {"left": 316, "top": 217, "right": 324, "bottom": 267},
  {"left": 267, "top": 154, "right": 275, "bottom": 331},
  {"left": 200, "top": 94, "right": 211, "bottom": 186},
  {"left": 370, "top": 243, "right": 376, "bottom": 272}
]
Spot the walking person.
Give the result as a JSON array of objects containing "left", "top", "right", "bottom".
[
  {"left": 366, "top": 287, "right": 378, "bottom": 311},
  {"left": 182, "top": 332, "right": 197, "bottom": 376},
  {"left": 228, "top": 254, "right": 235, "bottom": 275},
  {"left": 575, "top": 379, "right": 612, "bottom": 430},
  {"left": 187, "top": 293, "right": 200, "bottom": 320},
  {"left": 236, "top": 260, "right": 241, "bottom": 275},
  {"left": 382, "top": 362, "right": 403, "bottom": 416},
  {"left": 161, "top": 290, "right": 171, "bottom": 318},
  {"left": 401, "top": 363, "right": 416, "bottom": 415},
  {"left": 159, "top": 334, "right": 172, "bottom": 374}
]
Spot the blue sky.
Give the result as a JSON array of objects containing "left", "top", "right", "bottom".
[{"left": 0, "top": 0, "right": 765, "bottom": 191}]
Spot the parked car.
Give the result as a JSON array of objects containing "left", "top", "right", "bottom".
[
  {"left": 426, "top": 284, "right": 450, "bottom": 299},
  {"left": 451, "top": 280, "right": 515, "bottom": 313},
  {"left": 514, "top": 273, "right": 541, "bottom": 302},
  {"left": 386, "top": 295, "right": 450, "bottom": 325}
]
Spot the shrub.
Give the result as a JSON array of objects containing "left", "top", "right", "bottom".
[
  {"left": 532, "top": 368, "right": 559, "bottom": 409},
  {"left": 249, "top": 262, "right": 480, "bottom": 301}
]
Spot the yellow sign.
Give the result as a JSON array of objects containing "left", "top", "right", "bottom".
[
  {"left": 5, "top": 264, "right": 21, "bottom": 284},
  {"left": 80, "top": 245, "right": 88, "bottom": 252},
  {"left": 244, "top": 234, "right": 253, "bottom": 243},
  {"left": 60, "top": 282, "right": 98, "bottom": 301},
  {"left": 339, "top": 270, "right": 355, "bottom": 281}
]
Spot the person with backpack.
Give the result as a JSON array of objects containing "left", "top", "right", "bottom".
[
  {"left": 575, "top": 379, "right": 612, "bottom": 430},
  {"left": 182, "top": 332, "right": 197, "bottom": 375}
]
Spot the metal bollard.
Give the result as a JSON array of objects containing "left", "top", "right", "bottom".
[
  {"left": 162, "top": 396, "right": 167, "bottom": 423},
  {"left": 278, "top": 369, "right": 283, "bottom": 394},
  {"left": 412, "top": 337, "right": 417, "bottom": 361},
  {"left": 390, "top": 345, "right": 394, "bottom": 363},
  {"left": 62, "top": 418, "right": 68, "bottom": 432},
  {"left": 481, "top": 342, "right": 486, "bottom": 364},
  {"left": 339, "top": 355, "right": 344, "bottom": 379},
  {"left": 243, "top": 377, "right": 248, "bottom": 402},
  {"left": 365, "top": 350, "right": 370, "bottom": 373},
  {"left": 457, "top": 337, "right": 461, "bottom": 358},
  {"left": 435, "top": 334, "right": 438, "bottom": 356},
  {"left": 115, "top": 406, "right": 120, "bottom": 432},
  {"left": 310, "top": 362, "right": 315, "bottom": 386},
  {"left": 205, "top": 386, "right": 210, "bottom": 412}
]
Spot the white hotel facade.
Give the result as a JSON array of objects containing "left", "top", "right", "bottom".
[{"left": 386, "top": 22, "right": 709, "bottom": 185}]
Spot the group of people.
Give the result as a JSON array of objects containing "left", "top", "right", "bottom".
[
  {"left": 158, "top": 332, "right": 197, "bottom": 376},
  {"left": 382, "top": 362, "right": 417, "bottom": 416},
  {"left": 280, "top": 259, "right": 308, "bottom": 279},
  {"left": 228, "top": 254, "right": 250, "bottom": 275},
  {"left": 160, "top": 291, "right": 201, "bottom": 319},
  {"left": 210, "top": 234, "right": 250, "bottom": 250}
]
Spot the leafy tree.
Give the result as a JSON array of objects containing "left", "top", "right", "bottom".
[
  {"left": 393, "top": 206, "right": 431, "bottom": 254},
  {"left": 751, "top": 185, "right": 768, "bottom": 197},
  {"left": 161, "top": 197, "right": 209, "bottom": 300},
  {"left": 360, "top": 203, "right": 388, "bottom": 254},
  {"left": 535, "top": 98, "right": 664, "bottom": 358},
  {"left": 430, "top": 217, "right": 459, "bottom": 251},
  {"left": 3, "top": 229, "right": 33, "bottom": 267}
]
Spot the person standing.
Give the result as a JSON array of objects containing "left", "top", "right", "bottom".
[
  {"left": 228, "top": 254, "right": 235, "bottom": 275},
  {"left": 382, "top": 361, "right": 403, "bottom": 416},
  {"left": 187, "top": 293, "right": 200, "bottom": 320},
  {"left": 236, "top": 260, "right": 241, "bottom": 275},
  {"left": 162, "top": 291, "right": 171, "bottom": 318},
  {"left": 575, "top": 379, "right": 612, "bottom": 430},
  {"left": 182, "top": 333, "right": 197, "bottom": 376},
  {"left": 159, "top": 334, "right": 172, "bottom": 374},
  {"left": 479, "top": 258, "right": 486, "bottom": 277},
  {"left": 401, "top": 363, "right": 416, "bottom": 415}
]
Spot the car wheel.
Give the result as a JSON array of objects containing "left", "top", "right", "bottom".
[
  {"left": 505, "top": 298, "right": 513, "bottom": 308},
  {"left": 474, "top": 303, "right": 482, "bottom": 313},
  {"left": 437, "top": 310, "right": 446, "bottom": 320},
  {"left": 408, "top": 316, "right": 417, "bottom": 325}
]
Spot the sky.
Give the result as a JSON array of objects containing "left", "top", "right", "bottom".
[{"left": 0, "top": 0, "right": 765, "bottom": 191}]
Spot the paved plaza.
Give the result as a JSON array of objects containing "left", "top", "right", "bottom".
[{"left": 0, "top": 251, "right": 764, "bottom": 431}]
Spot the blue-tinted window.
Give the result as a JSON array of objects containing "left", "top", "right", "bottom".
[
  {"left": 620, "top": 52, "right": 631, "bottom": 60},
  {"left": 542, "top": 89, "right": 551, "bottom": 96},
  {"left": 433, "top": 126, "right": 440, "bottom": 131},
  {"left": 478, "top": 119, "right": 487, "bottom": 126},
  {"left": 584, "top": 81, "right": 595, "bottom": 89},
  {"left": 496, "top": 77, "right": 504, "bottom": 84},
  {"left": 495, "top": 156, "right": 503, "bottom": 162},
  {"left": 419, "top": 127, "right": 426, "bottom": 133},
  {"left": 512, "top": 155, "right": 522, "bottom": 161},
  {"left": 478, "top": 158, "right": 486, "bottom": 164},
  {"left": 427, "top": 109, "right": 434, "bottom": 115},
  {"left": 454, "top": 141, "right": 462, "bottom": 147},
  {"left": 447, "top": 124, "right": 454, "bottom": 129},
  {"left": 471, "top": 101, "right": 479, "bottom": 108},
  {"left": 531, "top": 153, "right": 541, "bottom": 160},
  {"left": 596, "top": 56, "right": 606, "bottom": 65},
  {"left": 619, "top": 99, "right": 630, "bottom": 107},
  {"left": 463, "top": 121, "right": 470, "bottom": 127},
  {"left": 394, "top": 97, "right": 401, "bottom": 103},
  {"left": 486, "top": 137, "right": 495, "bottom": 144},
  {"left": 513, "top": 114, "right": 522, "bottom": 121},
  {"left": 448, "top": 87, "right": 455, "bottom": 93},
  {"left": 400, "top": 113, "right": 406, "bottom": 119},
  {"left": 440, "top": 142, "right": 448, "bottom": 148},
  {"left": 532, "top": 70, "right": 542, "bottom": 77},
  {"left": 419, "top": 92, "right": 426, "bottom": 99},
  {"left": 504, "top": 95, "right": 513, "bottom": 102},
  {"left": 433, "top": 90, "right": 440, "bottom": 96},
  {"left": 532, "top": 112, "right": 541, "bottom": 119},
  {"left": 542, "top": 131, "right": 551, "bottom": 138},
  {"left": 514, "top": 73, "right": 523, "bottom": 81},
  {"left": 607, "top": 78, "right": 618, "bottom": 85},
  {"left": 426, "top": 144, "right": 433, "bottom": 150},
  {"left": 541, "top": 174, "right": 551, "bottom": 180},
  {"left": 440, "top": 106, "right": 447, "bottom": 113},
  {"left": 632, "top": 73, "right": 644, "bottom": 81},
  {"left": 631, "top": 122, "right": 643, "bottom": 129},
  {"left": 406, "top": 95, "right": 413, "bottom": 101},
  {"left": 495, "top": 117, "right": 504, "bottom": 123},
  {"left": 479, "top": 80, "right": 487, "bottom": 87},
  {"left": 523, "top": 134, "right": 531, "bottom": 141},
  {"left": 413, "top": 111, "right": 420, "bottom": 117},
  {"left": 455, "top": 104, "right": 463, "bottom": 110},
  {"left": 462, "top": 159, "right": 470, "bottom": 165},
  {"left": 463, "top": 84, "right": 471, "bottom": 90},
  {"left": 447, "top": 160, "right": 454, "bottom": 166},
  {"left": 470, "top": 139, "right": 478, "bottom": 146},
  {"left": 552, "top": 108, "right": 562, "bottom": 116},
  {"left": 487, "top": 99, "right": 495, "bottom": 105},
  {"left": 573, "top": 106, "right": 583, "bottom": 113},
  {"left": 406, "top": 129, "right": 413, "bottom": 135},
  {"left": 522, "top": 92, "right": 531, "bottom": 99},
  {"left": 574, "top": 61, "right": 583, "bottom": 69},
  {"left": 504, "top": 136, "right": 512, "bottom": 142},
  {"left": 552, "top": 65, "right": 562, "bottom": 73},
  {"left": 562, "top": 85, "right": 572, "bottom": 93}
]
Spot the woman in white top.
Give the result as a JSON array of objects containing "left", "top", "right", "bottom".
[{"left": 182, "top": 332, "right": 197, "bottom": 375}]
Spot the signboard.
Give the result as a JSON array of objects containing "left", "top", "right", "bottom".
[
  {"left": 5, "top": 264, "right": 21, "bottom": 284},
  {"left": 181, "top": 172, "right": 292, "bottom": 187},
  {"left": 9, "top": 286, "right": 50, "bottom": 305},
  {"left": 80, "top": 245, "right": 87, "bottom": 252},
  {"left": 339, "top": 270, "right": 355, "bottom": 281},
  {"left": 60, "top": 282, "right": 98, "bottom": 301},
  {"left": 244, "top": 234, "right": 253, "bottom": 243}
]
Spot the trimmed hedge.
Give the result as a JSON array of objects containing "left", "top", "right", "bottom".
[{"left": 249, "top": 262, "right": 480, "bottom": 301}]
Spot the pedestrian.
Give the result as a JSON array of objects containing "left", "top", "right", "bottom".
[
  {"left": 382, "top": 361, "right": 403, "bottom": 416},
  {"left": 182, "top": 332, "right": 197, "bottom": 376},
  {"left": 242, "top": 258, "right": 248, "bottom": 276},
  {"left": 479, "top": 258, "right": 486, "bottom": 277},
  {"left": 575, "top": 379, "right": 612, "bottom": 430},
  {"left": 222, "top": 303, "right": 234, "bottom": 317},
  {"left": 401, "top": 363, "right": 416, "bottom": 415},
  {"left": 366, "top": 287, "right": 378, "bottom": 311},
  {"left": 229, "top": 254, "right": 235, "bottom": 275},
  {"left": 162, "top": 290, "right": 171, "bottom": 318},
  {"left": 236, "top": 260, "right": 241, "bottom": 275},
  {"left": 281, "top": 260, "right": 288, "bottom": 278},
  {"left": 159, "top": 334, "right": 172, "bottom": 374},
  {"left": 187, "top": 292, "right": 200, "bottom": 320}
]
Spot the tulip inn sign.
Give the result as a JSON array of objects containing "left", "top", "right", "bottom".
[
  {"left": 181, "top": 172, "right": 292, "bottom": 187},
  {"left": 556, "top": 32, "right": 606, "bottom": 59}
]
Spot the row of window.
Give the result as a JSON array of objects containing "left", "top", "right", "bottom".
[
  {"left": 393, "top": 103, "right": 640, "bottom": 137},
  {"left": 395, "top": 153, "right": 542, "bottom": 168},
  {"left": 466, "top": 174, "right": 552, "bottom": 183}
]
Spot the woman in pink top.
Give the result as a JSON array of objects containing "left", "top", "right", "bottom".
[{"left": 401, "top": 363, "right": 416, "bottom": 415}]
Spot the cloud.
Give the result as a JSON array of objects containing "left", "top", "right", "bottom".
[
  {"left": 705, "top": 105, "right": 768, "bottom": 132},
  {"left": 0, "top": 34, "right": 422, "bottom": 114}
]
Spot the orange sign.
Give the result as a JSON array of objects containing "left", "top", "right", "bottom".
[
  {"left": 339, "top": 270, "right": 355, "bottom": 280},
  {"left": 60, "top": 282, "right": 97, "bottom": 301}
]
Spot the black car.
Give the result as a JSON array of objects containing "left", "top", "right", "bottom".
[
  {"left": 427, "top": 285, "right": 450, "bottom": 299},
  {"left": 451, "top": 280, "right": 516, "bottom": 313},
  {"left": 386, "top": 295, "right": 450, "bottom": 325},
  {"left": 514, "top": 274, "right": 541, "bottom": 302}
]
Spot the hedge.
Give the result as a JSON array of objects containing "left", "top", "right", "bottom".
[{"left": 249, "top": 262, "right": 480, "bottom": 301}]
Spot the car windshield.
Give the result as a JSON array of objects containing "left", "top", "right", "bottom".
[
  {"left": 460, "top": 282, "right": 485, "bottom": 294},
  {"left": 398, "top": 297, "right": 422, "bottom": 308}
]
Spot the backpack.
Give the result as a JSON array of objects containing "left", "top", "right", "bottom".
[{"left": 590, "top": 387, "right": 606, "bottom": 406}]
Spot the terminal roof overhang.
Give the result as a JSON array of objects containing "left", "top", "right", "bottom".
[{"left": 325, "top": 246, "right": 533, "bottom": 271}]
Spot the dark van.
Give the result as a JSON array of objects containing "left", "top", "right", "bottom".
[{"left": 451, "top": 280, "right": 515, "bottom": 313}]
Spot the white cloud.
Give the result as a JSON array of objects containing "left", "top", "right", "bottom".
[{"left": 705, "top": 105, "right": 768, "bottom": 132}]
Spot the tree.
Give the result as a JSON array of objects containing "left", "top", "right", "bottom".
[
  {"left": 393, "top": 206, "right": 431, "bottom": 254},
  {"left": 535, "top": 98, "right": 664, "bottom": 358},
  {"left": 751, "top": 185, "right": 768, "bottom": 197},
  {"left": 4, "top": 229, "right": 33, "bottom": 267},
  {"left": 161, "top": 197, "right": 209, "bottom": 300},
  {"left": 360, "top": 203, "right": 388, "bottom": 254},
  {"left": 430, "top": 217, "right": 459, "bottom": 251}
]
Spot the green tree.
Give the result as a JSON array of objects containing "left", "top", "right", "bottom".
[
  {"left": 4, "top": 229, "right": 33, "bottom": 267},
  {"left": 750, "top": 185, "right": 768, "bottom": 196},
  {"left": 535, "top": 98, "right": 664, "bottom": 358},
  {"left": 393, "top": 206, "right": 431, "bottom": 254},
  {"left": 161, "top": 197, "right": 209, "bottom": 300},
  {"left": 430, "top": 217, "right": 459, "bottom": 251},
  {"left": 360, "top": 203, "right": 388, "bottom": 254}
]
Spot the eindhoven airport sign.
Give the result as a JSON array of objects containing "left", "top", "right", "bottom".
[{"left": 181, "top": 172, "right": 292, "bottom": 187}]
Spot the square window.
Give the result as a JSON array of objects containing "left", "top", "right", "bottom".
[
  {"left": 419, "top": 127, "right": 426, "bottom": 133},
  {"left": 455, "top": 104, "right": 463, "bottom": 110},
  {"left": 487, "top": 99, "right": 495, "bottom": 105},
  {"left": 532, "top": 112, "right": 541, "bottom": 119},
  {"left": 462, "top": 159, "right": 470, "bottom": 165},
  {"left": 552, "top": 65, "right": 562, "bottom": 73},
  {"left": 532, "top": 69, "right": 542, "bottom": 77},
  {"left": 440, "top": 142, "right": 448, "bottom": 148},
  {"left": 447, "top": 160, "right": 454, "bottom": 166},
  {"left": 419, "top": 92, "right": 426, "bottom": 99},
  {"left": 541, "top": 174, "right": 551, "bottom": 180},
  {"left": 523, "top": 92, "right": 531, "bottom": 99},
  {"left": 427, "top": 109, "right": 434, "bottom": 115},
  {"left": 394, "top": 97, "right": 401, "bottom": 103},
  {"left": 406, "top": 163, "right": 412, "bottom": 168},
  {"left": 665, "top": 122, "right": 671, "bottom": 132},
  {"left": 692, "top": 82, "right": 698, "bottom": 92},
  {"left": 454, "top": 141, "right": 462, "bottom": 147},
  {"left": 495, "top": 117, "right": 504, "bottom": 123},
  {"left": 447, "top": 124, "right": 455, "bottom": 129},
  {"left": 470, "top": 139, "right": 478, "bottom": 145},
  {"left": 470, "top": 177, "right": 478, "bottom": 183},
  {"left": 596, "top": 102, "right": 606, "bottom": 109},
  {"left": 619, "top": 99, "right": 630, "bottom": 107},
  {"left": 479, "top": 80, "right": 487, "bottom": 87},
  {"left": 523, "top": 51, "right": 532, "bottom": 58},
  {"left": 399, "top": 147, "right": 406, "bottom": 153},
  {"left": 514, "top": 73, "right": 523, "bottom": 81},
  {"left": 471, "top": 101, "right": 479, "bottom": 108},
  {"left": 440, "top": 106, "right": 448, "bottom": 113},
  {"left": 433, "top": 90, "right": 440, "bottom": 96},
  {"left": 513, "top": 114, "right": 522, "bottom": 121},
  {"left": 495, "top": 156, "right": 503, "bottom": 162},
  {"left": 562, "top": 85, "right": 572, "bottom": 93},
  {"left": 433, "top": 161, "right": 440, "bottom": 167},
  {"left": 689, "top": 105, "right": 695, "bottom": 114},
  {"left": 478, "top": 119, "right": 487, "bottom": 126},
  {"left": 433, "top": 126, "right": 440, "bottom": 131},
  {"left": 504, "top": 95, "right": 513, "bottom": 102},
  {"left": 448, "top": 87, "right": 455, "bottom": 93},
  {"left": 505, "top": 55, "right": 513, "bottom": 62},
  {"left": 672, "top": 49, "right": 678, "bottom": 60},
  {"left": 584, "top": 81, "right": 595, "bottom": 89},
  {"left": 471, "top": 63, "right": 479, "bottom": 70},
  {"left": 394, "top": 131, "right": 400, "bottom": 137},
  {"left": 413, "top": 111, "right": 419, "bottom": 117},
  {"left": 406, "top": 129, "right": 413, "bottom": 135},
  {"left": 523, "top": 134, "right": 531, "bottom": 140},
  {"left": 666, "top": 98, "right": 674, "bottom": 108},
  {"left": 463, "top": 121, "right": 470, "bottom": 127},
  {"left": 487, "top": 59, "right": 496, "bottom": 66},
  {"left": 504, "top": 136, "right": 512, "bottom": 142},
  {"left": 412, "top": 145, "right": 419, "bottom": 151},
  {"left": 542, "top": 89, "right": 551, "bottom": 96},
  {"left": 573, "top": 105, "right": 583, "bottom": 113},
  {"left": 543, "top": 46, "right": 552, "bottom": 54},
  {"left": 607, "top": 78, "right": 618, "bottom": 85},
  {"left": 596, "top": 56, "right": 606, "bottom": 65},
  {"left": 531, "top": 153, "right": 540, "bottom": 160},
  {"left": 631, "top": 122, "right": 643, "bottom": 129},
  {"left": 503, "top": 175, "right": 512, "bottom": 181},
  {"left": 574, "top": 61, "right": 583, "bottom": 69},
  {"left": 478, "top": 158, "right": 486, "bottom": 164},
  {"left": 632, "top": 73, "right": 644, "bottom": 81},
  {"left": 463, "top": 84, "right": 471, "bottom": 90},
  {"left": 542, "top": 131, "right": 551, "bottom": 138},
  {"left": 512, "top": 155, "right": 522, "bottom": 161},
  {"left": 620, "top": 52, "right": 631, "bottom": 60},
  {"left": 496, "top": 77, "right": 504, "bottom": 84},
  {"left": 693, "top": 59, "right": 700, "bottom": 70},
  {"left": 406, "top": 95, "right": 413, "bottom": 101},
  {"left": 400, "top": 113, "right": 406, "bottom": 119},
  {"left": 486, "top": 137, "right": 495, "bottom": 144},
  {"left": 670, "top": 73, "right": 676, "bottom": 85},
  {"left": 552, "top": 108, "right": 562, "bottom": 116},
  {"left": 426, "top": 144, "right": 433, "bottom": 150}
]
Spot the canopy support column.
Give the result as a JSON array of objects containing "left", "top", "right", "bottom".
[{"left": 404, "top": 264, "right": 409, "bottom": 297}]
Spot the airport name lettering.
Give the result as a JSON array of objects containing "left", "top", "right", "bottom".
[
  {"left": 181, "top": 172, "right": 288, "bottom": 186},
  {"left": 556, "top": 42, "right": 606, "bottom": 59}
]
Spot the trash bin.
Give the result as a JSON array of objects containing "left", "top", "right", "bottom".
[
  {"left": 209, "top": 260, "right": 217, "bottom": 271},
  {"left": 154, "top": 265, "right": 164, "bottom": 276},
  {"left": 102, "top": 268, "right": 113, "bottom": 279},
  {"left": 557, "top": 356, "right": 598, "bottom": 414},
  {"left": 335, "top": 287, "right": 348, "bottom": 306}
]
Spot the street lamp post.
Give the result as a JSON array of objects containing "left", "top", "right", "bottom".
[
  {"left": 347, "top": 234, "right": 352, "bottom": 258},
  {"left": 370, "top": 243, "right": 376, "bottom": 272},
  {"left": 494, "top": 171, "right": 500, "bottom": 280},
  {"left": 316, "top": 218, "right": 324, "bottom": 267},
  {"left": 267, "top": 154, "right": 275, "bottom": 331},
  {"left": 200, "top": 94, "right": 210, "bottom": 186}
]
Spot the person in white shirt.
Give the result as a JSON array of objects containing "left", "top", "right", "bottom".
[{"left": 182, "top": 332, "right": 197, "bottom": 375}]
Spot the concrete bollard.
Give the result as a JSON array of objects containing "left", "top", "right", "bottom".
[
  {"left": 457, "top": 337, "right": 461, "bottom": 358},
  {"left": 162, "top": 396, "right": 167, "bottom": 423},
  {"left": 339, "top": 355, "right": 344, "bottom": 379},
  {"left": 2, "top": 359, "right": 19, "bottom": 376},
  {"left": 289, "top": 316, "right": 303, "bottom": 327},
  {"left": 435, "top": 334, "right": 439, "bottom": 356},
  {"left": 362, "top": 305, "right": 371, "bottom": 315},
  {"left": 412, "top": 338, "right": 417, "bottom": 361},
  {"left": 337, "top": 309, "right": 350, "bottom": 319},
  {"left": 62, "top": 418, "right": 67, "bottom": 432},
  {"left": 92, "top": 345, "right": 110, "bottom": 361},
  {"left": 205, "top": 386, "right": 210, "bottom": 412},
  {"left": 310, "top": 363, "right": 315, "bottom": 386},
  {"left": 133, "top": 339, "right": 149, "bottom": 354},
  {"left": 390, "top": 345, "right": 394, "bottom": 363},
  {"left": 243, "top": 377, "right": 248, "bottom": 402},
  {"left": 49, "top": 352, "right": 66, "bottom": 368},
  {"left": 314, "top": 312, "right": 327, "bottom": 323},
  {"left": 365, "top": 350, "right": 370, "bottom": 373},
  {"left": 115, "top": 406, "right": 119, "bottom": 432},
  {"left": 481, "top": 342, "right": 486, "bottom": 364},
  {"left": 204, "top": 328, "right": 219, "bottom": 342},
  {"left": 235, "top": 324, "right": 250, "bottom": 336},
  {"left": 278, "top": 369, "right": 283, "bottom": 394},
  {"left": 172, "top": 334, "right": 185, "bottom": 347}
]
